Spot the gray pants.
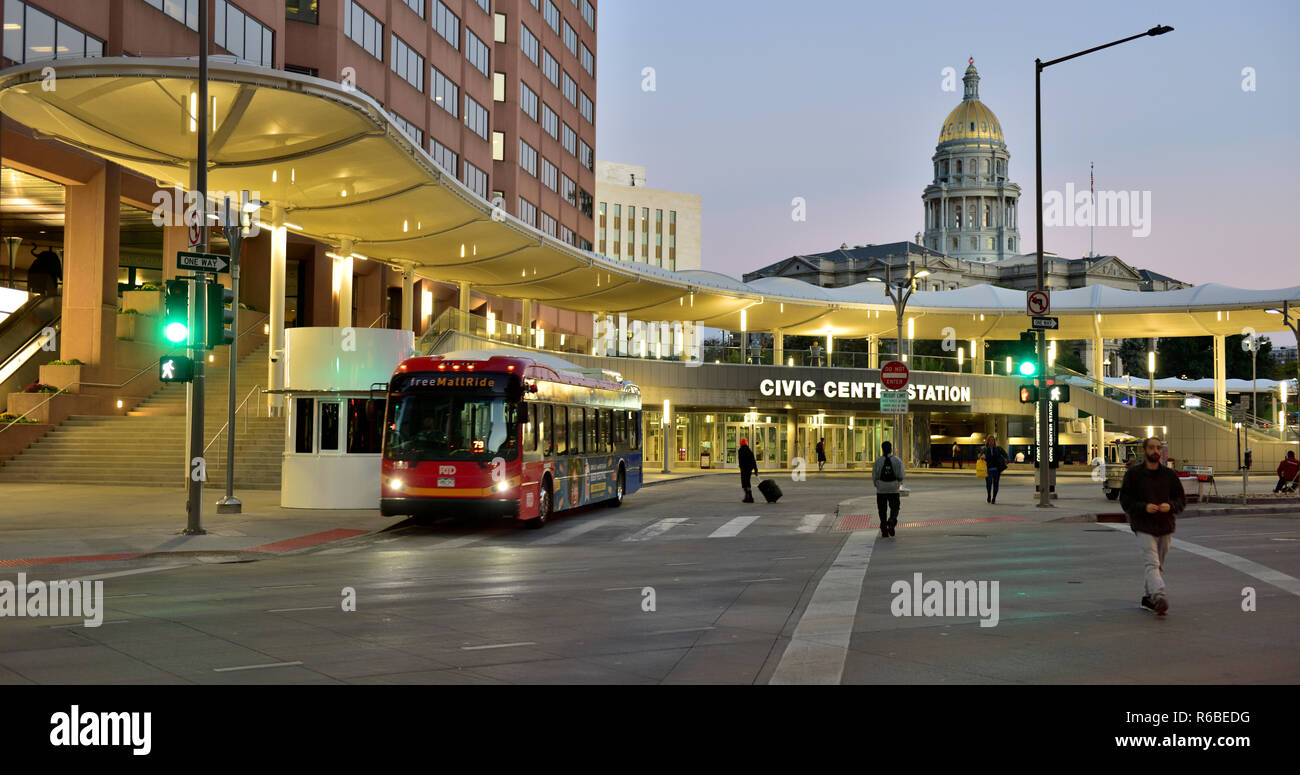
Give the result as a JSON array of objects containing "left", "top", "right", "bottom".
[{"left": 1137, "top": 531, "right": 1172, "bottom": 598}]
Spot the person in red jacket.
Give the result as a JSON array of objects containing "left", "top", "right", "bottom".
[
  {"left": 1119, "top": 437, "right": 1186, "bottom": 616},
  {"left": 1275, "top": 451, "right": 1300, "bottom": 493}
]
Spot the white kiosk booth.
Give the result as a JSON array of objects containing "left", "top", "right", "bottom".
[{"left": 279, "top": 327, "right": 415, "bottom": 509}]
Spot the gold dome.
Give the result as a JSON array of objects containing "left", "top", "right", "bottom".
[{"left": 939, "top": 100, "right": 1004, "bottom": 144}]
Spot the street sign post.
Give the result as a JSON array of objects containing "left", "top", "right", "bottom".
[
  {"left": 881, "top": 360, "right": 910, "bottom": 391},
  {"left": 880, "top": 390, "right": 909, "bottom": 414},
  {"left": 177, "top": 250, "right": 230, "bottom": 274},
  {"left": 1027, "top": 289, "right": 1050, "bottom": 316},
  {"left": 1030, "top": 316, "right": 1059, "bottom": 330}
]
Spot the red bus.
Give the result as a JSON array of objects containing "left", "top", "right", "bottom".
[{"left": 380, "top": 349, "right": 643, "bottom": 527}]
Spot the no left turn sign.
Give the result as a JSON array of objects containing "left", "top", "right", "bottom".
[{"left": 1027, "top": 290, "right": 1050, "bottom": 316}]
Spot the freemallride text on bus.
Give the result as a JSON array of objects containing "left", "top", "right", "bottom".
[{"left": 380, "top": 350, "right": 643, "bottom": 527}]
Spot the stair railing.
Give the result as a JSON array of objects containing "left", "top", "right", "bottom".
[
  {"left": 0, "top": 361, "right": 157, "bottom": 434},
  {"left": 203, "top": 383, "right": 265, "bottom": 469}
]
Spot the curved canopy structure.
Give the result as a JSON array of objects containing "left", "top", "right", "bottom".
[{"left": 2, "top": 57, "right": 1297, "bottom": 342}]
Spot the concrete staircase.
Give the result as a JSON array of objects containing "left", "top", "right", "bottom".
[{"left": 0, "top": 344, "right": 284, "bottom": 489}]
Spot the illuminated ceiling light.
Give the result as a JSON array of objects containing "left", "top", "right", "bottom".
[
  {"left": 284, "top": 222, "right": 303, "bottom": 231},
  {"left": 272, "top": 170, "right": 278, "bottom": 183},
  {"left": 326, "top": 252, "right": 345, "bottom": 260},
  {"left": 291, "top": 168, "right": 296, "bottom": 183},
  {"left": 403, "top": 220, "right": 409, "bottom": 233},
  {"left": 352, "top": 253, "right": 369, "bottom": 261},
  {"left": 460, "top": 244, "right": 466, "bottom": 258}
]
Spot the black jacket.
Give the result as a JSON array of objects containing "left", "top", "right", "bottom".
[
  {"left": 738, "top": 444, "right": 758, "bottom": 476},
  {"left": 1119, "top": 464, "right": 1185, "bottom": 536}
]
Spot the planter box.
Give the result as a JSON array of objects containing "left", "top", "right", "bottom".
[
  {"left": 39, "top": 363, "right": 83, "bottom": 393},
  {"left": 121, "top": 289, "right": 163, "bottom": 317},
  {"left": 0, "top": 422, "right": 54, "bottom": 463},
  {"left": 116, "top": 312, "right": 158, "bottom": 343}
]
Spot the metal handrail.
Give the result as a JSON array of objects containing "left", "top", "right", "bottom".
[
  {"left": 0, "top": 360, "right": 159, "bottom": 433},
  {"left": 368, "top": 312, "right": 390, "bottom": 328},
  {"left": 204, "top": 383, "right": 264, "bottom": 456},
  {"left": 0, "top": 315, "right": 60, "bottom": 380}
]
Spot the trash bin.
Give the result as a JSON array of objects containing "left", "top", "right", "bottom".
[{"left": 700, "top": 451, "right": 711, "bottom": 469}]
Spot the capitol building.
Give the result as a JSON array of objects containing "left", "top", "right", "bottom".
[{"left": 745, "top": 60, "right": 1189, "bottom": 300}]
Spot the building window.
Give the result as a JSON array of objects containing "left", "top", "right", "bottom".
[
  {"left": 464, "top": 94, "right": 489, "bottom": 140},
  {"left": 518, "top": 197, "right": 537, "bottom": 227},
  {"left": 580, "top": 43, "right": 594, "bottom": 76},
  {"left": 562, "top": 19, "right": 577, "bottom": 56},
  {"left": 463, "top": 161, "right": 488, "bottom": 200},
  {"left": 561, "top": 122, "right": 577, "bottom": 155},
  {"left": 578, "top": 188, "right": 593, "bottom": 218},
  {"left": 474, "top": 0, "right": 489, "bottom": 13},
  {"left": 391, "top": 34, "right": 425, "bottom": 92},
  {"left": 493, "top": 12, "right": 506, "bottom": 42},
  {"left": 539, "top": 211, "right": 557, "bottom": 238},
  {"left": 582, "top": 0, "right": 594, "bottom": 28},
  {"left": 286, "top": 0, "right": 318, "bottom": 24},
  {"left": 433, "top": 0, "right": 460, "bottom": 50},
  {"left": 562, "top": 71, "right": 578, "bottom": 106},
  {"left": 491, "top": 131, "right": 505, "bottom": 161},
  {"left": 431, "top": 65, "right": 459, "bottom": 115},
  {"left": 390, "top": 112, "right": 422, "bottom": 146},
  {"left": 951, "top": 237, "right": 958, "bottom": 250},
  {"left": 343, "top": 0, "right": 382, "bottom": 60},
  {"left": 214, "top": 0, "right": 274, "bottom": 67},
  {"left": 139, "top": 0, "right": 199, "bottom": 30},
  {"left": 969, "top": 237, "right": 977, "bottom": 250},
  {"left": 430, "top": 137, "right": 458, "bottom": 176},
  {"left": 541, "top": 157, "right": 558, "bottom": 191},
  {"left": 543, "top": 0, "right": 560, "bottom": 34},
  {"left": 560, "top": 224, "right": 575, "bottom": 246},
  {"left": 561, "top": 174, "right": 576, "bottom": 205},
  {"left": 579, "top": 91, "right": 593, "bottom": 124},
  {"left": 578, "top": 140, "right": 593, "bottom": 171},
  {"left": 541, "top": 102, "right": 559, "bottom": 139},
  {"left": 541, "top": 48, "right": 559, "bottom": 87},
  {"left": 519, "top": 139, "right": 538, "bottom": 176},
  {"left": 465, "top": 28, "right": 490, "bottom": 78},
  {"left": 519, "top": 22, "right": 538, "bottom": 64},
  {"left": 402, "top": 0, "right": 424, "bottom": 18},
  {"left": 493, "top": 71, "right": 506, "bottom": 101},
  {"left": 519, "top": 80, "right": 538, "bottom": 120},
  {"left": 4, "top": 0, "right": 105, "bottom": 63}
]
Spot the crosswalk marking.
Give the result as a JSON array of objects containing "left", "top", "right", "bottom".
[
  {"left": 623, "top": 518, "right": 689, "bottom": 542},
  {"left": 797, "top": 514, "right": 826, "bottom": 533},
  {"left": 709, "top": 516, "right": 759, "bottom": 538},
  {"left": 532, "top": 516, "right": 614, "bottom": 545},
  {"left": 1103, "top": 523, "right": 1300, "bottom": 597}
]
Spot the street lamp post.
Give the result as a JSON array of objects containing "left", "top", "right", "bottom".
[
  {"left": 879, "top": 260, "right": 929, "bottom": 465},
  {"left": 1034, "top": 24, "right": 1173, "bottom": 507}
]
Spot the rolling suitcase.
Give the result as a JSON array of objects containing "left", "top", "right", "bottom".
[{"left": 758, "top": 479, "right": 782, "bottom": 503}]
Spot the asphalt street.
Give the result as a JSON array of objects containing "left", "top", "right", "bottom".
[{"left": 1, "top": 474, "right": 1297, "bottom": 684}]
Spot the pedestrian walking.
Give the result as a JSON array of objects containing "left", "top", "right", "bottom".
[
  {"left": 871, "top": 440, "right": 905, "bottom": 538},
  {"left": 952, "top": 442, "right": 961, "bottom": 469},
  {"left": 1274, "top": 450, "right": 1299, "bottom": 493},
  {"left": 981, "top": 434, "right": 1009, "bottom": 504},
  {"left": 816, "top": 437, "right": 826, "bottom": 472},
  {"left": 738, "top": 436, "right": 758, "bottom": 503},
  {"left": 1119, "top": 437, "right": 1186, "bottom": 615}
]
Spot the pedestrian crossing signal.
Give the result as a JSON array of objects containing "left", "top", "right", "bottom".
[
  {"left": 1019, "top": 385, "right": 1039, "bottom": 403},
  {"left": 159, "top": 355, "right": 194, "bottom": 383}
]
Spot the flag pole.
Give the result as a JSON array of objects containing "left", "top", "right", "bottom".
[{"left": 1089, "top": 162, "right": 1095, "bottom": 258}]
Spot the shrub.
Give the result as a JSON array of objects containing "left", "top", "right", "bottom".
[
  {"left": 23, "top": 382, "right": 60, "bottom": 394},
  {"left": 121, "top": 309, "right": 141, "bottom": 315},
  {"left": 48, "top": 359, "right": 84, "bottom": 366}
]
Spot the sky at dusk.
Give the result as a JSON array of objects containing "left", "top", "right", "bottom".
[{"left": 594, "top": 0, "right": 1300, "bottom": 307}]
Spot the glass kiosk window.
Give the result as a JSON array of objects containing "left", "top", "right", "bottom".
[
  {"left": 295, "top": 398, "right": 314, "bottom": 453},
  {"left": 320, "top": 402, "right": 340, "bottom": 451}
]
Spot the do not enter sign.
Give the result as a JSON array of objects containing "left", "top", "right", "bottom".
[{"left": 881, "top": 360, "right": 910, "bottom": 391}]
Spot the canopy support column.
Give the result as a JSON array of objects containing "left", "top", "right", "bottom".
[
  {"left": 1214, "top": 334, "right": 1227, "bottom": 421},
  {"left": 268, "top": 206, "right": 287, "bottom": 416}
]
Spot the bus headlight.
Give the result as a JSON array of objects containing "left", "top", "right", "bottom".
[
  {"left": 390, "top": 479, "right": 404, "bottom": 491},
  {"left": 496, "top": 481, "right": 510, "bottom": 493}
]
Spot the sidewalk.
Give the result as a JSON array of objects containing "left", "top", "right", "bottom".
[{"left": 0, "top": 483, "right": 390, "bottom": 568}]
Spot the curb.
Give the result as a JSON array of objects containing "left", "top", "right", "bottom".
[{"left": 1051, "top": 505, "right": 1300, "bottom": 523}]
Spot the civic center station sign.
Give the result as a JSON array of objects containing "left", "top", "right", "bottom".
[{"left": 757, "top": 378, "right": 972, "bottom": 403}]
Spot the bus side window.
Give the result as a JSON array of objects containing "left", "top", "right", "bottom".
[
  {"left": 601, "top": 409, "right": 612, "bottom": 453},
  {"left": 554, "top": 406, "right": 567, "bottom": 456},
  {"left": 522, "top": 403, "right": 534, "bottom": 452},
  {"left": 611, "top": 408, "right": 624, "bottom": 450},
  {"left": 570, "top": 406, "right": 584, "bottom": 455},
  {"left": 632, "top": 411, "right": 641, "bottom": 451},
  {"left": 586, "top": 408, "right": 598, "bottom": 453}
]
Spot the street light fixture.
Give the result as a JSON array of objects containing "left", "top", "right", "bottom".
[
  {"left": 880, "top": 260, "right": 928, "bottom": 464},
  {"left": 1034, "top": 23, "right": 1174, "bottom": 507}
]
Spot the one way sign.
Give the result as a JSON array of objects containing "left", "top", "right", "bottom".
[
  {"left": 176, "top": 250, "right": 230, "bottom": 273},
  {"left": 160, "top": 355, "right": 194, "bottom": 383}
]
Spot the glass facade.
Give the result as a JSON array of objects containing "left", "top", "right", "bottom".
[{"left": 641, "top": 410, "right": 893, "bottom": 469}]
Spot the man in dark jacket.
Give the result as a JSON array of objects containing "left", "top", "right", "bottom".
[
  {"left": 1119, "top": 437, "right": 1186, "bottom": 615},
  {"left": 1275, "top": 450, "right": 1299, "bottom": 493},
  {"left": 738, "top": 437, "right": 758, "bottom": 503}
]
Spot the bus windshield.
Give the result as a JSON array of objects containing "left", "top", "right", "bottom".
[{"left": 386, "top": 393, "right": 518, "bottom": 462}]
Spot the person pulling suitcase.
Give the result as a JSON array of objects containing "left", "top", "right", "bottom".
[{"left": 739, "top": 437, "right": 758, "bottom": 503}]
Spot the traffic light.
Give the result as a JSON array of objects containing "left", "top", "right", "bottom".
[
  {"left": 1016, "top": 331, "right": 1039, "bottom": 377},
  {"left": 205, "top": 282, "right": 234, "bottom": 349},
  {"left": 159, "top": 354, "right": 194, "bottom": 383},
  {"left": 163, "top": 279, "right": 189, "bottom": 344},
  {"left": 1019, "top": 384, "right": 1039, "bottom": 403},
  {"left": 1046, "top": 383, "right": 1071, "bottom": 403}
]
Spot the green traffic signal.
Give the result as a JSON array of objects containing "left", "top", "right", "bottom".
[
  {"left": 1018, "top": 360, "right": 1038, "bottom": 377},
  {"left": 163, "top": 279, "right": 189, "bottom": 345}
]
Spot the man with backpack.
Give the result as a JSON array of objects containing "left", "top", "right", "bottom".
[{"left": 872, "top": 441, "right": 905, "bottom": 538}]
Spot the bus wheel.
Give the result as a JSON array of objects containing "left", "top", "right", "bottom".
[
  {"left": 607, "top": 465, "right": 625, "bottom": 508},
  {"left": 527, "top": 478, "right": 552, "bottom": 529}
]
